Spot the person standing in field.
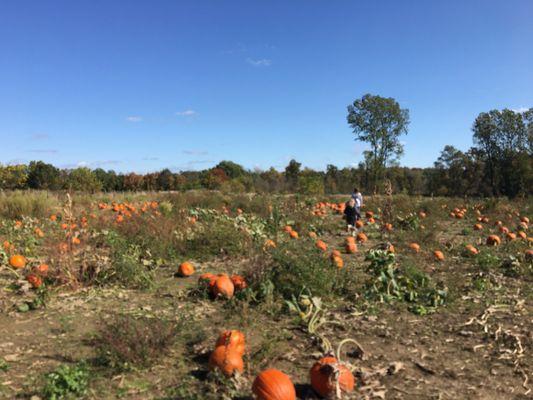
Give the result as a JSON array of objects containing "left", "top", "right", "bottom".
[
  {"left": 351, "top": 187, "right": 363, "bottom": 221},
  {"left": 344, "top": 198, "right": 357, "bottom": 235}
]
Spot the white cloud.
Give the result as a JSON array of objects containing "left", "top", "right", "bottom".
[
  {"left": 246, "top": 58, "right": 272, "bottom": 67},
  {"left": 126, "top": 116, "right": 143, "bottom": 122},
  {"left": 183, "top": 150, "right": 208, "bottom": 156},
  {"left": 176, "top": 110, "right": 197, "bottom": 117},
  {"left": 512, "top": 107, "right": 529, "bottom": 114}
]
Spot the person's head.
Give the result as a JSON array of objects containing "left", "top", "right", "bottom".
[
  {"left": 353, "top": 187, "right": 359, "bottom": 193},
  {"left": 348, "top": 198, "right": 355, "bottom": 207}
]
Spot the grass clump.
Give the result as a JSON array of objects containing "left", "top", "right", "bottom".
[{"left": 95, "top": 314, "right": 177, "bottom": 371}]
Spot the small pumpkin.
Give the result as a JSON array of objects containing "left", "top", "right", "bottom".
[
  {"left": 308, "top": 232, "right": 318, "bottom": 239},
  {"left": 433, "top": 250, "right": 445, "bottom": 261},
  {"left": 345, "top": 243, "right": 357, "bottom": 254},
  {"left": 26, "top": 273, "right": 42, "bottom": 289},
  {"left": 289, "top": 230, "right": 299, "bottom": 239},
  {"left": 35, "top": 264, "right": 49, "bottom": 276},
  {"left": 473, "top": 224, "right": 483, "bottom": 231},
  {"left": 216, "top": 330, "right": 246, "bottom": 355},
  {"left": 506, "top": 232, "right": 516, "bottom": 241},
  {"left": 365, "top": 211, "right": 374, "bottom": 219},
  {"left": 310, "top": 356, "right": 355, "bottom": 398},
  {"left": 486, "top": 235, "right": 501, "bottom": 246},
  {"left": 208, "top": 345, "right": 244, "bottom": 377},
  {"left": 264, "top": 239, "right": 277, "bottom": 250},
  {"left": 408, "top": 243, "right": 420, "bottom": 253},
  {"left": 465, "top": 244, "right": 479, "bottom": 255},
  {"left": 178, "top": 261, "right": 195, "bottom": 277},
  {"left": 419, "top": 211, "right": 427, "bottom": 218},
  {"left": 252, "top": 369, "right": 296, "bottom": 400},
  {"left": 332, "top": 255, "right": 344, "bottom": 268},
  {"left": 315, "top": 240, "right": 327, "bottom": 252},
  {"left": 355, "top": 220, "right": 364, "bottom": 228},
  {"left": 356, "top": 232, "right": 368, "bottom": 243},
  {"left": 9, "top": 254, "right": 26, "bottom": 269},
  {"left": 231, "top": 275, "right": 247, "bottom": 291}
]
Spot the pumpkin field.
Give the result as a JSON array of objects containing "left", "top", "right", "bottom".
[{"left": 0, "top": 191, "right": 531, "bottom": 400}]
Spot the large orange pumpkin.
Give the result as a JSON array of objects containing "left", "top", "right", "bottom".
[
  {"left": 315, "top": 240, "right": 327, "bottom": 252},
  {"left": 345, "top": 243, "right": 357, "bottom": 254},
  {"left": 252, "top": 369, "right": 296, "bottom": 400},
  {"left": 356, "top": 232, "right": 368, "bottom": 243},
  {"left": 310, "top": 356, "right": 355, "bottom": 398},
  {"left": 9, "top": 254, "right": 26, "bottom": 269},
  {"left": 208, "top": 345, "right": 244, "bottom": 377},
  {"left": 211, "top": 275, "right": 235, "bottom": 299},
  {"left": 332, "top": 255, "right": 344, "bottom": 268}
]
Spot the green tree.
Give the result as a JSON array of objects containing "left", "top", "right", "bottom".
[
  {"left": 0, "top": 164, "right": 28, "bottom": 189},
  {"left": 284, "top": 159, "right": 301, "bottom": 191},
  {"left": 215, "top": 161, "right": 246, "bottom": 179},
  {"left": 27, "top": 161, "right": 60, "bottom": 189},
  {"left": 65, "top": 168, "right": 102, "bottom": 192},
  {"left": 347, "top": 94, "right": 409, "bottom": 192},
  {"left": 156, "top": 169, "right": 174, "bottom": 191}
]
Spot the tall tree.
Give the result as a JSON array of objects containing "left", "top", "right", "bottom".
[
  {"left": 347, "top": 94, "right": 409, "bottom": 192},
  {"left": 27, "top": 161, "right": 60, "bottom": 190},
  {"left": 284, "top": 159, "right": 301, "bottom": 191}
]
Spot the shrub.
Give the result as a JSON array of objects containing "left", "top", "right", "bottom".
[
  {"left": 42, "top": 362, "right": 89, "bottom": 400},
  {"left": 95, "top": 314, "right": 177, "bottom": 371}
]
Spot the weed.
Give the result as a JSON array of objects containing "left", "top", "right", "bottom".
[{"left": 42, "top": 361, "right": 89, "bottom": 400}]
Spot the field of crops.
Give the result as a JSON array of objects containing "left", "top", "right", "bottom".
[{"left": 0, "top": 191, "right": 531, "bottom": 399}]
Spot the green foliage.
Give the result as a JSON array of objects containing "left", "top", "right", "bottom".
[
  {"left": 42, "top": 362, "right": 89, "bottom": 400},
  {"left": 65, "top": 167, "right": 103, "bottom": 192},
  {"left": 0, "top": 191, "right": 58, "bottom": 219},
  {"left": 364, "top": 250, "right": 447, "bottom": 314}
]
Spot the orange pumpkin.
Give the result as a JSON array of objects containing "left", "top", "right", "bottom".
[
  {"left": 473, "top": 224, "right": 483, "bottom": 231},
  {"left": 231, "top": 275, "right": 247, "bottom": 291},
  {"left": 365, "top": 211, "right": 374, "bottom": 219},
  {"left": 526, "top": 249, "right": 533, "bottom": 260},
  {"left": 252, "top": 369, "right": 296, "bottom": 400},
  {"left": 211, "top": 275, "right": 235, "bottom": 299},
  {"left": 264, "top": 239, "right": 277, "bottom": 250},
  {"left": 355, "top": 220, "right": 364, "bottom": 228},
  {"left": 315, "top": 240, "right": 327, "bottom": 252},
  {"left": 26, "top": 273, "right": 42, "bottom": 289},
  {"left": 506, "top": 232, "right": 516, "bottom": 241},
  {"left": 465, "top": 244, "right": 479, "bottom": 255},
  {"left": 208, "top": 345, "right": 244, "bottom": 377},
  {"left": 289, "top": 230, "right": 299, "bottom": 239},
  {"left": 419, "top": 211, "right": 427, "bottom": 218},
  {"left": 517, "top": 231, "right": 527, "bottom": 240},
  {"left": 35, "top": 264, "right": 49, "bottom": 276},
  {"left": 486, "top": 235, "right": 501, "bottom": 246},
  {"left": 345, "top": 242, "right": 357, "bottom": 254},
  {"left": 50, "top": 214, "right": 57, "bottom": 221},
  {"left": 520, "top": 216, "right": 529, "bottom": 224},
  {"left": 310, "top": 356, "right": 355, "bottom": 398},
  {"left": 178, "top": 262, "right": 195, "bottom": 277},
  {"left": 2, "top": 240, "right": 12, "bottom": 252},
  {"left": 308, "top": 232, "right": 318, "bottom": 239},
  {"left": 9, "top": 254, "right": 26, "bottom": 269},
  {"left": 383, "top": 223, "right": 393, "bottom": 232},
  {"left": 283, "top": 225, "right": 293, "bottom": 233},
  {"left": 356, "top": 232, "right": 368, "bottom": 243},
  {"left": 198, "top": 273, "right": 217, "bottom": 288},
  {"left": 433, "top": 250, "right": 445, "bottom": 261},
  {"left": 332, "top": 255, "right": 344, "bottom": 268},
  {"left": 408, "top": 243, "right": 420, "bottom": 253},
  {"left": 216, "top": 330, "right": 246, "bottom": 355}
]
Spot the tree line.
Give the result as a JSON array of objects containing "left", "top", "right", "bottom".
[{"left": 1, "top": 97, "right": 531, "bottom": 197}]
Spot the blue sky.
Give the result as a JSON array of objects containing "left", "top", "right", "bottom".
[{"left": 1, "top": 0, "right": 532, "bottom": 173}]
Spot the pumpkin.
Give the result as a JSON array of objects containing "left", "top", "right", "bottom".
[
  {"left": 520, "top": 216, "right": 529, "bottom": 224},
  {"left": 26, "top": 273, "right": 42, "bottom": 289},
  {"left": 495, "top": 220, "right": 503, "bottom": 226},
  {"left": 216, "top": 330, "right": 246, "bottom": 355},
  {"left": 486, "top": 235, "right": 501, "bottom": 246},
  {"left": 35, "top": 264, "right": 49, "bottom": 276},
  {"left": 308, "top": 232, "right": 318, "bottom": 239},
  {"left": 332, "top": 255, "right": 344, "bottom": 268},
  {"left": 252, "top": 369, "right": 296, "bottom": 400},
  {"left": 345, "top": 243, "right": 357, "bottom": 254},
  {"left": 231, "top": 275, "right": 247, "bottom": 291},
  {"left": 383, "top": 223, "right": 393, "bottom": 231},
  {"left": 264, "top": 239, "right": 277, "bottom": 250},
  {"left": 481, "top": 217, "right": 489, "bottom": 223},
  {"left": 310, "top": 356, "right": 355, "bottom": 398},
  {"left": 208, "top": 345, "right": 244, "bottom": 377},
  {"left": 465, "top": 244, "right": 479, "bottom": 255},
  {"left": 178, "top": 262, "right": 195, "bottom": 277},
  {"left": 283, "top": 225, "right": 293, "bottom": 233},
  {"left": 367, "top": 217, "right": 375, "bottom": 224},
  {"left": 433, "top": 250, "right": 445, "bottom": 261},
  {"left": 355, "top": 220, "right": 364, "bottom": 228},
  {"left": 506, "top": 232, "right": 516, "bottom": 241},
  {"left": 315, "top": 240, "right": 327, "bottom": 252},
  {"left": 289, "top": 230, "right": 299, "bottom": 239},
  {"left": 526, "top": 249, "right": 533, "bottom": 261},
  {"left": 2, "top": 240, "right": 11, "bottom": 252},
  {"left": 356, "top": 233, "right": 368, "bottom": 243},
  {"left": 72, "top": 237, "right": 81, "bottom": 245},
  {"left": 473, "top": 224, "right": 483, "bottom": 231},
  {"left": 330, "top": 250, "right": 341, "bottom": 259},
  {"left": 211, "top": 275, "right": 235, "bottom": 299},
  {"left": 419, "top": 211, "right": 427, "bottom": 218},
  {"left": 365, "top": 211, "right": 374, "bottom": 219},
  {"left": 499, "top": 226, "right": 509, "bottom": 234},
  {"left": 50, "top": 214, "right": 57, "bottom": 221},
  {"left": 9, "top": 254, "right": 26, "bottom": 269},
  {"left": 517, "top": 231, "right": 527, "bottom": 239},
  {"left": 198, "top": 273, "right": 217, "bottom": 288},
  {"left": 408, "top": 243, "right": 420, "bottom": 253}
]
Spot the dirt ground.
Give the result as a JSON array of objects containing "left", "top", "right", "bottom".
[{"left": 0, "top": 216, "right": 531, "bottom": 400}]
